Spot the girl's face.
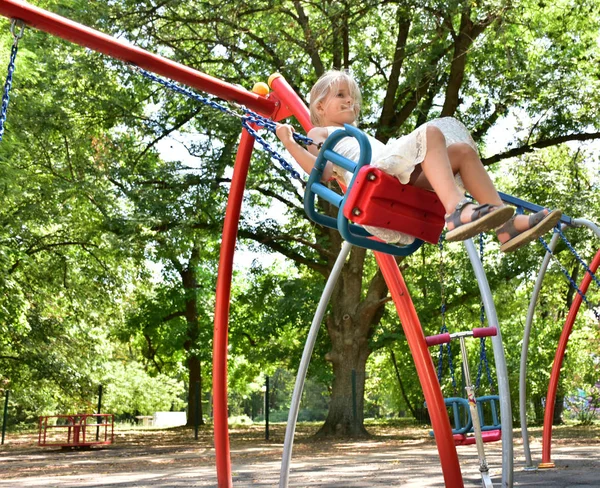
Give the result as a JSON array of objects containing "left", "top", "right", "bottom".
[{"left": 318, "top": 81, "right": 357, "bottom": 126}]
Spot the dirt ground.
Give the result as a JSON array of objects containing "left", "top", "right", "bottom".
[{"left": 1, "top": 422, "right": 599, "bottom": 487}]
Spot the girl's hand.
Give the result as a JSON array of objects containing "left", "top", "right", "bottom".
[{"left": 275, "top": 123, "right": 295, "bottom": 144}]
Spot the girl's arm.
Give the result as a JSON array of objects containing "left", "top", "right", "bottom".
[{"left": 275, "top": 125, "right": 333, "bottom": 181}]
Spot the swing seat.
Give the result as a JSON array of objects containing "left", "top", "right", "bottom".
[
  {"left": 454, "top": 429, "right": 502, "bottom": 446},
  {"left": 475, "top": 395, "right": 502, "bottom": 431},
  {"left": 427, "top": 395, "right": 502, "bottom": 445},
  {"left": 427, "top": 397, "right": 472, "bottom": 436},
  {"left": 342, "top": 166, "right": 445, "bottom": 245},
  {"left": 453, "top": 395, "right": 502, "bottom": 445},
  {"left": 304, "top": 124, "right": 445, "bottom": 256}
]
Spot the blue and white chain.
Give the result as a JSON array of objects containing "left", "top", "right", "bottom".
[
  {"left": 476, "top": 233, "right": 494, "bottom": 391},
  {"left": 135, "top": 67, "right": 319, "bottom": 181},
  {"left": 556, "top": 226, "right": 600, "bottom": 289},
  {"left": 0, "top": 20, "right": 25, "bottom": 142},
  {"left": 538, "top": 233, "right": 600, "bottom": 323}
]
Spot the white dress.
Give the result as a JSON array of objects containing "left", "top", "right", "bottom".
[{"left": 326, "top": 117, "right": 476, "bottom": 244}]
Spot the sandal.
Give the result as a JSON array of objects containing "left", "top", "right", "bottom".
[
  {"left": 497, "top": 209, "right": 562, "bottom": 253},
  {"left": 445, "top": 198, "right": 514, "bottom": 242}
]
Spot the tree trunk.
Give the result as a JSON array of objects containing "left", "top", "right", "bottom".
[
  {"left": 316, "top": 340, "right": 370, "bottom": 437},
  {"left": 180, "top": 246, "right": 204, "bottom": 427},
  {"left": 187, "top": 356, "right": 203, "bottom": 426},
  {"left": 389, "top": 348, "right": 418, "bottom": 419},
  {"left": 553, "top": 393, "right": 565, "bottom": 426},
  {"left": 532, "top": 394, "right": 545, "bottom": 425},
  {"left": 315, "top": 242, "right": 390, "bottom": 437}
]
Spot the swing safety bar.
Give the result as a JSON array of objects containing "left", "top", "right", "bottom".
[{"left": 425, "top": 326, "right": 497, "bottom": 347}]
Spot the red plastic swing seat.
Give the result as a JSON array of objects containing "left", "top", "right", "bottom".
[
  {"left": 343, "top": 166, "right": 446, "bottom": 244},
  {"left": 453, "top": 429, "right": 502, "bottom": 446}
]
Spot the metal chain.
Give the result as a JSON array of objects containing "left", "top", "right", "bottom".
[
  {"left": 242, "top": 109, "right": 321, "bottom": 149},
  {"left": 538, "top": 235, "right": 600, "bottom": 323},
  {"left": 241, "top": 117, "right": 302, "bottom": 181},
  {"left": 135, "top": 67, "right": 319, "bottom": 180},
  {"left": 437, "top": 235, "right": 457, "bottom": 392},
  {"left": 475, "top": 233, "right": 494, "bottom": 391},
  {"left": 556, "top": 226, "right": 600, "bottom": 289},
  {"left": 0, "top": 19, "right": 25, "bottom": 142},
  {"left": 136, "top": 67, "right": 246, "bottom": 119}
]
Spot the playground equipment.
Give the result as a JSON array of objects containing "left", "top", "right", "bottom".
[
  {"left": 7, "top": 2, "right": 593, "bottom": 486},
  {"left": 280, "top": 124, "right": 513, "bottom": 488},
  {"left": 304, "top": 123, "right": 446, "bottom": 256},
  {"left": 430, "top": 235, "right": 502, "bottom": 447},
  {"left": 0, "top": 5, "right": 471, "bottom": 485},
  {"left": 514, "top": 201, "right": 600, "bottom": 470},
  {"left": 38, "top": 413, "right": 114, "bottom": 448},
  {"left": 426, "top": 326, "right": 499, "bottom": 488},
  {"left": 0, "top": 3, "right": 512, "bottom": 486}
]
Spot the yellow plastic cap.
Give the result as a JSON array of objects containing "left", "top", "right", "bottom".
[
  {"left": 268, "top": 73, "right": 282, "bottom": 88},
  {"left": 252, "top": 82, "right": 270, "bottom": 96}
]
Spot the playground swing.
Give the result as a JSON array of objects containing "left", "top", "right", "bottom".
[
  {"left": 135, "top": 71, "right": 448, "bottom": 257},
  {"left": 426, "top": 326, "right": 498, "bottom": 488},
  {"left": 428, "top": 234, "right": 502, "bottom": 447},
  {"left": 0, "top": 5, "right": 517, "bottom": 485},
  {"left": 303, "top": 123, "right": 446, "bottom": 256}
]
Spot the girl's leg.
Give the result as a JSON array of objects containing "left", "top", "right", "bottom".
[
  {"left": 414, "top": 127, "right": 470, "bottom": 214},
  {"left": 445, "top": 142, "right": 557, "bottom": 247},
  {"left": 446, "top": 142, "right": 503, "bottom": 207},
  {"left": 448, "top": 143, "right": 561, "bottom": 251},
  {"left": 413, "top": 130, "right": 559, "bottom": 249},
  {"left": 414, "top": 127, "right": 513, "bottom": 238}
]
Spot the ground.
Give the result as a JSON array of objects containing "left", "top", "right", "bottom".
[{"left": 1, "top": 422, "right": 599, "bottom": 487}]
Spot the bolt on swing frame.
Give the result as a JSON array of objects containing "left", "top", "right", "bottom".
[{"left": 0, "top": 2, "right": 511, "bottom": 487}]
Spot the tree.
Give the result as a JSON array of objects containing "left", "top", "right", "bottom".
[
  {"left": 3, "top": 0, "right": 600, "bottom": 436},
  {"left": 0, "top": 16, "right": 148, "bottom": 419},
  {"left": 100, "top": 0, "right": 600, "bottom": 436}
]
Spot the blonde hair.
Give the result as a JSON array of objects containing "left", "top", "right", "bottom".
[{"left": 309, "top": 70, "right": 362, "bottom": 126}]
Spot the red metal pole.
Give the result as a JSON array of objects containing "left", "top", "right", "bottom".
[
  {"left": 268, "top": 73, "right": 312, "bottom": 130},
  {"left": 375, "top": 252, "right": 464, "bottom": 487},
  {"left": 0, "top": 0, "right": 276, "bottom": 116},
  {"left": 540, "top": 248, "right": 600, "bottom": 467},
  {"left": 212, "top": 128, "right": 256, "bottom": 488}
]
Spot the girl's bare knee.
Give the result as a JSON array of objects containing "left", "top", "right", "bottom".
[
  {"left": 448, "top": 142, "right": 477, "bottom": 161},
  {"left": 426, "top": 125, "right": 446, "bottom": 147}
]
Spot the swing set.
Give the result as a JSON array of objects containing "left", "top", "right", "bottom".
[
  {"left": 1, "top": 2, "right": 599, "bottom": 487},
  {"left": 429, "top": 235, "right": 502, "bottom": 450}
]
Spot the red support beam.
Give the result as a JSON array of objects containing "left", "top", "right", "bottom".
[
  {"left": 0, "top": 0, "right": 277, "bottom": 116},
  {"left": 268, "top": 73, "right": 312, "bottom": 130},
  {"left": 213, "top": 128, "right": 257, "bottom": 487},
  {"left": 376, "top": 252, "right": 464, "bottom": 487},
  {"left": 540, "top": 248, "right": 600, "bottom": 468}
]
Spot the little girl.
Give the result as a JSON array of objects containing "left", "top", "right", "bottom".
[{"left": 276, "top": 70, "right": 561, "bottom": 252}]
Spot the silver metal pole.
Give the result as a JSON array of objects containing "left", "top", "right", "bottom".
[
  {"left": 458, "top": 336, "right": 493, "bottom": 488},
  {"left": 520, "top": 230, "right": 560, "bottom": 469},
  {"left": 571, "top": 218, "right": 600, "bottom": 238},
  {"left": 465, "top": 239, "right": 513, "bottom": 488},
  {"left": 279, "top": 241, "right": 352, "bottom": 488}
]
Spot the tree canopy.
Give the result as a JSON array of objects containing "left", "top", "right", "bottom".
[{"left": 0, "top": 0, "right": 598, "bottom": 434}]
